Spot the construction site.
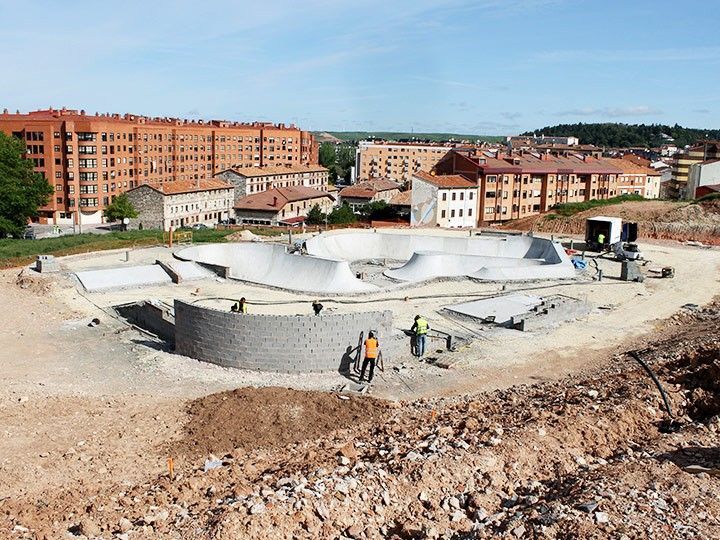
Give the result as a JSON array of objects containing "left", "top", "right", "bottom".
[{"left": 2, "top": 224, "right": 720, "bottom": 539}]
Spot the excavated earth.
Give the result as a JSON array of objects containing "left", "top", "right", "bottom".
[
  {"left": 3, "top": 303, "right": 720, "bottom": 539},
  {"left": 500, "top": 199, "right": 720, "bottom": 245}
]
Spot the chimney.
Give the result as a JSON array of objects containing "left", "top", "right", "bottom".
[{"left": 273, "top": 196, "right": 278, "bottom": 206}]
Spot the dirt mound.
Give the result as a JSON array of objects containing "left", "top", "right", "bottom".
[
  {"left": 502, "top": 200, "right": 720, "bottom": 244},
  {"left": 174, "top": 387, "right": 389, "bottom": 457},
  {"left": 14, "top": 269, "right": 53, "bottom": 294},
  {"left": 225, "top": 229, "right": 261, "bottom": 242}
]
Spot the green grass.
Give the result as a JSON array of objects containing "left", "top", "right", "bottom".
[
  {"left": 0, "top": 228, "right": 239, "bottom": 269},
  {"left": 550, "top": 194, "right": 647, "bottom": 217}
]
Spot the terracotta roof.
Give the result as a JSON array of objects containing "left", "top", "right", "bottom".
[
  {"left": 413, "top": 171, "right": 476, "bottom": 189},
  {"left": 603, "top": 158, "right": 658, "bottom": 176},
  {"left": 621, "top": 154, "right": 652, "bottom": 167},
  {"left": 130, "top": 179, "right": 233, "bottom": 196},
  {"left": 234, "top": 186, "right": 333, "bottom": 212},
  {"left": 219, "top": 164, "right": 328, "bottom": 178},
  {"left": 390, "top": 190, "right": 412, "bottom": 206},
  {"left": 338, "top": 178, "right": 401, "bottom": 199}
]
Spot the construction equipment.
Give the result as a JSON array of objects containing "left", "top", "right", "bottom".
[{"left": 585, "top": 216, "right": 642, "bottom": 260}]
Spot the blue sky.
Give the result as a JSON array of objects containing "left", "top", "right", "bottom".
[{"left": 1, "top": 0, "right": 718, "bottom": 134}]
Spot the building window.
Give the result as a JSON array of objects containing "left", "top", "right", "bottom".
[
  {"left": 442, "top": 192, "right": 447, "bottom": 201},
  {"left": 441, "top": 210, "right": 446, "bottom": 218}
]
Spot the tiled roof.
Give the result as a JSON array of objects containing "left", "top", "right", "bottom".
[
  {"left": 413, "top": 170, "right": 476, "bottom": 188},
  {"left": 390, "top": 190, "right": 412, "bottom": 206},
  {"left": 220, "top": 164, "right": 328, "bottom": 178},
  {"left": 603, "top": 158, "right": 658, "bottom": 175},
  {"left": 338, "top": 178, "right": 401, "bottom": 199},
  {"left": 234, "top": 186, "right": 333, "bottom": 211},
  {"left": 130, "top": 179, "right": 233, "bottom": 196}
]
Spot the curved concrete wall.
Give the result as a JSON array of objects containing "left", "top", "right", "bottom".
[
  {"left": 175, "top": 243, "right": 376, "bottom": 294},
  {"left": 174, "top": 300, "right": 394, "bottom": 373}
]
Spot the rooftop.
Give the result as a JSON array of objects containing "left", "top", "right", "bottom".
[
  {"left": 219, "top": 164, "right": 328, "bottom": 178},
  {"left": 130, "top": 179, "right": 233, "bottom": 196},
  {"left": 234, "top": 186, "right": 333, "bottom": 211},
  {"left": 338, "top": 178, "right": 401, "bottom": 199},
  {"left": 413, "top": 170, "right": 476, "bottom": 189}
]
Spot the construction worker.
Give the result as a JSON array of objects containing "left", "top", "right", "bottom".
[
  {"left": 231, "top": 297, "right": 248, "bottom": 314},
  {"left": 312, "top": 300, "right": 324, "bottom": 316},
  {"left": 597, "top": 232, "right": 606, "bottom": 249},
  {"left": 359, "top": 331, "right": 380, "bottom": 383},
  {"left": 411, "top": 315, "right": 429, "bottom": 358}
]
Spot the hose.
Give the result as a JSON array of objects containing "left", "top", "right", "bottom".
[{"left": 627, "top": 350, "right": 674, "bottom": 419}]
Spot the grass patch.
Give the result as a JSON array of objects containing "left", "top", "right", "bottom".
[
  {"left": 551, "top": 194, "right": 646, "bottom": 217},
  {"left": 0, "top": 228, "right": 238, "bottom": 269}
]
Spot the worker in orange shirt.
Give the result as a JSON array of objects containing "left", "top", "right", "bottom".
[{"left": 359, "top": 331, "right": 380, "bottom": 384}]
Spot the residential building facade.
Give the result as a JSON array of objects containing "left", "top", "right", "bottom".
[
  {"left": 215, "top": 164, "right": 329, "bottom": 197},
  {"left": 670, "top": 141, "right": 720, "bottom": 199},
  {"left": 338, "top": 178, "right": 402, "bottom": 211},
  {"left": 355, "top": 141, "right": 457, "bottom": 182},
  {"left": 605, "top": 158, "right": 661, "bottom": 199},
  {"left": 0, "top": 107, "right": 317, "bottom": 224},
  {"left": 125, "top": 179, "right": 234, "bottom": 231},
  {"left": 435, "top": 150, "right": 622, "bottom": 225},
  {"left": 234, "top": 186, "right": 335, "bottom": 226},
  {"left": 411, "top": 171, "right": 477, "bottom": 228}
]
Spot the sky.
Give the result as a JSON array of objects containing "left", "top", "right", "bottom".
[{"left": 0, "top": 0, "right": 718, "bottom": 135}]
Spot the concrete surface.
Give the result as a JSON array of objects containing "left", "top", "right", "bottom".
[
  {"left": 76, "top": 264, "right": 173, "bottom": 292},
  {"left": 445, "top": 294, "right": 543, "bottom": 325}
]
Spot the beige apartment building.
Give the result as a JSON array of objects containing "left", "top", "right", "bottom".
[
  {"left": 0, "top": 107, "right": 317, "bottom": 224},
  {"left": 355, "top": 141, "right": 457, "bottom": 182},
  {"left": 670, "top": 141, "right": 720, "bottom": 199},
  {"left": 215, "top": 164, "right": 329, "bottom": 197},
  {"left": 605, "top": 158, "right": 661, "bottom": 199}
]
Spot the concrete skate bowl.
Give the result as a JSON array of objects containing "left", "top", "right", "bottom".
[
  {"left": 175, "top": 242, "right": 377, "bottom": 294},
  {"left": 305, "top": 231, "right": 577, "bottom": 282},
  {"left": 174, "top": 300, "right": 396, "bottom": 373}
]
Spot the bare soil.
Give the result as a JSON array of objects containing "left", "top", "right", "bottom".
[{"left": 501, "top": 199, "right": 720, "bottom": 245}]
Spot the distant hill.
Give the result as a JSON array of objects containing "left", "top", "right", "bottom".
[
  {"left": 523, "top": 123, "right": 720, "bottom": 149},
  {"left": 315, "top": 131, "right": 504, "bottom": 144}
]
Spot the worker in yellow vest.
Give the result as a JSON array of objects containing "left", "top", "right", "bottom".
[
  {"left": 231, "top": 297, "right": 248, "bottom": 314},
  {"left": 411, "top": 315, "right": 430, "bottom": 358},
  {"left": 359, "top": 331, "right": 380, "bottom": 383},
  {"left": 597, "top": 232, "right": 606, "bottom": 249}
]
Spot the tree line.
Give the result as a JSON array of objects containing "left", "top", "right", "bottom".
[{"left": 523, "top": 123, "right": 720, "bottom": 149}]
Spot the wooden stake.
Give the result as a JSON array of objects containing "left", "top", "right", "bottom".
[{"left": 167, "top": 457, "right": 175, "bottom": 481}]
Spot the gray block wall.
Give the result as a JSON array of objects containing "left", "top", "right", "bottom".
[{"left": 174, "top": 300, "right": 395, "bottom": 373}]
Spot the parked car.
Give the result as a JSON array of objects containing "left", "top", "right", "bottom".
[
  {"left": 23, "top": 227, "right": 36, "bottom": 240},
  {"left": 191, "top": 223, "right": 208, "bottom": 230}
]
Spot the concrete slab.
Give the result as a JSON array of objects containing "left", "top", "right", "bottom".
[
  {"left": 445, "top": 294, "right": 543, "bottom": 324},
  {"left": 76, "top": 265, "right": 173, "bottom": 292},
  {"left": 165, "top": 261, "right": 214, "bottom": 281}
]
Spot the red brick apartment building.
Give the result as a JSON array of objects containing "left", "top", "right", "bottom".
[
  {"left": 0, "top": 108, "right": 317, "bottom": 224},
  {"left": 434, "top": 149, "right": 622, "bottom": 225}
]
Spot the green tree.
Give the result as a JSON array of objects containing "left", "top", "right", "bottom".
[
  {"left": 103, "top": 193, "right": 138, "bottom": 229},
  {"left": 0, "top": 132, "right": 53, "bottom": 237},
  {"left": 305, "top": 204, "right": 325, "bottom": 225},
  {"left": 359, "top": 200, "right": 397, "bottom": 221},
  {"left": 318, "top": 142, "right": 337, "bottom": 184},
  {"left": 327, "top": 203, "right": 357, "bottom": 224},
  {"left": 334, "top": 145, "right": 355, "bottom": 183}
]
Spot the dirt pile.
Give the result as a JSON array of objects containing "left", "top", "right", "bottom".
[
  {"left": 501, "top": 200, "right": 720, "bottom": 244},
  {"left": 3, "top": 303, "right": 720, "bottom": 539},
  {"left": 174, "top": 387, "right": 390, "bottom": 457},
  {"left": 14, "top": 269, "right": 53, "bottom": 295}
]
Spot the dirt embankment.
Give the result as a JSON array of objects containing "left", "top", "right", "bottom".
[
  {"left": 501, "top": 200, "right": 720, "bottom": 245},
  {"left": 4, "top": 302, "right": 720, "bottom": 539}
]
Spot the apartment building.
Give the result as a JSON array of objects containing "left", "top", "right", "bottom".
[
  {"left": 605, "top": 158, "right": 661, "bottom": 199},
  {"left": 435, "top": 150, "right": 622, "bottom": 225},
  {"left": 0, "top": 107, "right": 317, "bottom": 224},
  {"left": 125, "top": 179, "right": 234, "bottom": 231},
  {"left": 234, "top": 186, "right": 335, "bottom": 226},
  {"left": 687, "top": 159, "right": 720, "bottom": 199},
  {"left": 354, "top": 141, "right": 458, "bottom": 182},
  {"left": 411, "top": 171, "right": 477, "bottom": 228},
  {"left": 215, "top": 164, "right": 329, "bottom": 197},
  {"left": 670, "top": 141, "right": 720, "bottom": 199}
]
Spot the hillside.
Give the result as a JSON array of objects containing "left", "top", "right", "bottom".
[
  {"left": 315, "top": 131, "right": 504, "bottom": 144},
  {"left": 500, "top": 199, "right": 720, "bottom": 245},
  {"left": 523, "top": 123, "right": 720, "bottom": 148}
]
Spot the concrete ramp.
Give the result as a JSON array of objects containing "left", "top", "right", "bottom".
[
  {"left": 175, "top": 243, "right": 377, "bottom": 294},
  {"left": 445, "top": 294, "right": 543, "bottom": 325},
  {"left": 76, "top": 265, "right": 173, "bottom": 292}
]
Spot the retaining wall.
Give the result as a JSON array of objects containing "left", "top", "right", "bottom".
[{"left": 174, "top": 300, "right": 395, "bottom": 373}]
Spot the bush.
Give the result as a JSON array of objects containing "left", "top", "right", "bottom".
[
  {"left": 327, "top": 203, "right": 357, "bottom": 224},
  {"left": 551, "top": 194, "right": 646, "bottom": 217}
]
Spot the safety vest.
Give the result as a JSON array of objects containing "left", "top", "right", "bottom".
[
  {"left": 597, "top": 234, "right": 605, "bottom": 244},
  {"left": 415, "top": 318, "right": 428, "bottom": 335},
  {"left": 365, "top": 338, "right": 379, "bottom": 359}
]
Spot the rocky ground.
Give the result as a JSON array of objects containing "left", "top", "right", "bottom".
[
  {"left": 3, "top": 301, "right": 720, "bottom": 539},
  {"left": 500, "top": 199, "right": 720, "bottom": 245}
]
